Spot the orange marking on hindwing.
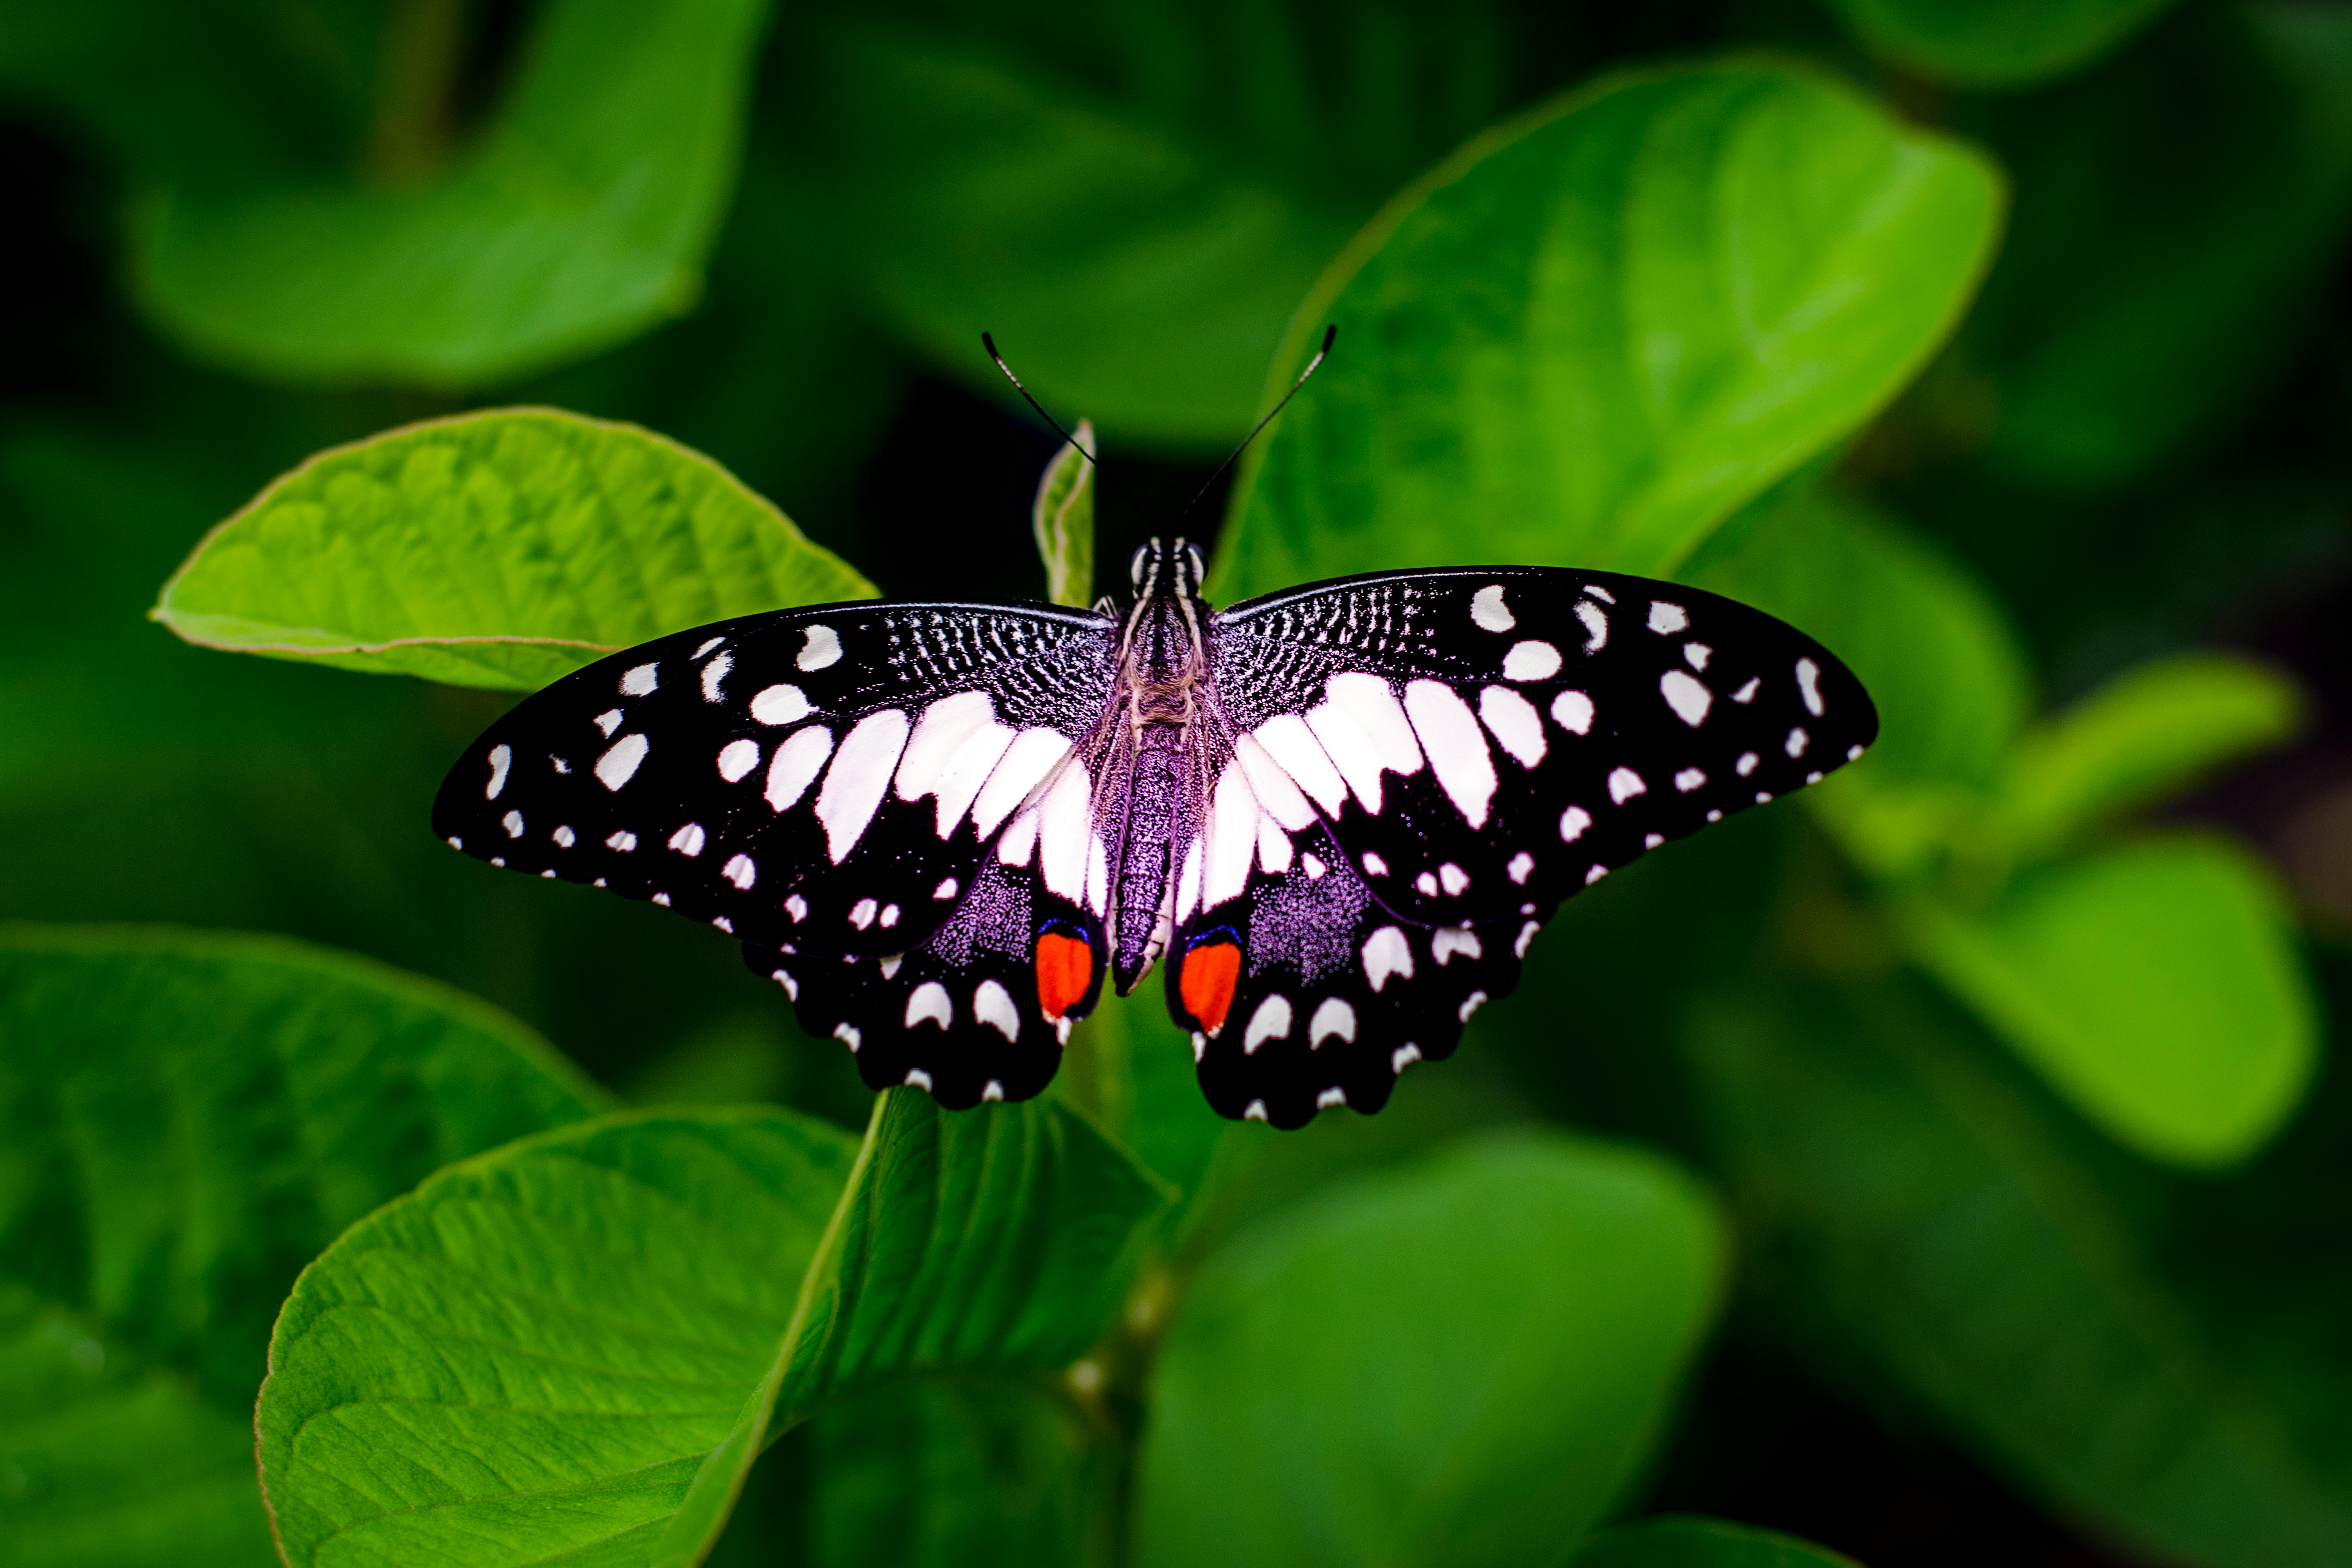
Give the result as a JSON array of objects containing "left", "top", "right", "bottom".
[
  {"left": 1179, "top": 942, "right": 1242, "bottom": 1037},
  {"left": 1035, "top": 932, "right": 1093, "bottom": 1021}
]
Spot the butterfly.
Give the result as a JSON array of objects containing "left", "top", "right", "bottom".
[{"left": 433, "top": 538, "right": 1875, "bottom": 1127}]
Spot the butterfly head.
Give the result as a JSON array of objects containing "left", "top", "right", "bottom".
[{"left": 1130, "top": 538, "right": 1206, "bottom": 601}]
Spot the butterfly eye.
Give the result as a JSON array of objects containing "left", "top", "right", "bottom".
[{"left": 1130, "top": 542, "right": 1156, "bottom": 594}]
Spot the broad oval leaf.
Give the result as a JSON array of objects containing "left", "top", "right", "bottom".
[
  {"left": 1569, "top": 1516, "right": 1860, "bottom": 1568},
  {"left": 256, "top": 1092, "right": 1170, "bottom": 1568},
  {"left": 1906, "top": 838, "right": 2318, "bottom": 1167},
  {"left": 1690, "top": 978, "right": 2352, "bottom": 1566},
  {"left": 0, "top": 926, "right": 603, "bottom": 1568},
  {"left": 1999, "top": 653, "right": 2301, "bottom": 860},
  {"left": 1824, "top": 0, "right": 2182, "bottom": 86},
  {"left": 153, "top": 408, "right": 875, "bottom": 691},
  {"left": 131, "top": 0, "right": 774, "bottom": 385},
  {"left": 1135, "top": 1131, "right": 1725, "bottom": 1568},
  {"left": 1216, "top": 60, "right": 2003, "bottom": 597}
]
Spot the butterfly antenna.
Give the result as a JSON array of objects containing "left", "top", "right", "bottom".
[
  {"left": 1177, "top": 323, "right": 1337, "bottom": 523},
  {"left": 981, "top": 332, "right": 1162, "bottom": 530}
]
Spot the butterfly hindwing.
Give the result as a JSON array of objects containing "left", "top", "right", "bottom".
[
  {"left": 432, "top": 600, "right": 1119, "bottom": 952},
  {"left": 742, "top": 849, "right": 1107, "bottom": 1107}
]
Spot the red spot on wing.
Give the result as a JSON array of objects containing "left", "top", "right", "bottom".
[
  {"left": 1035, "top": 932, "right": 1093, "bottom": 1021},
  {"left": 1179, "top": 942, "right": 1241, "bottom": 1037}
]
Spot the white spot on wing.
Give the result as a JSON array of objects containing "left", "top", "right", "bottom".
[
  {"left": 1515, "top": 920, "right": 1541, "bottom": 958},
  {"left": 1309, "top": 997, "right": 1357, "bottom": 1047},
  {"left": 1644, "top": 832, "right": 1664, "bottom": 849},
  {"left": 1459, "top": 991, "right": 1488, "bottom": 1021},
  {"left": 485, "top": 744, "right": 511, "bottom": 799},
  {"left": 1732, "top": 677, "right": 1759, "bottom": 704},
  {"left": 1233, "top": 734, "right": 1317, "bottom": 831},
  {"left": 1038, "top": 763, "right": 1095, "bottom": 903},
  {"left": 1362, "top": 852, "right": 1388, "bottom": 877},
  {"left": 1575, "top": 600, "right": 1609, "bottom": 652},
  {"left": 1508, "top": 851, "right": 1534, "bottom": 883},
  {"left": 935, "top": 877, "right": 959, "bottom": 900},
  {"left": 849, "top": 898, "right": 877, "bottom": 929},
  {"left": 723, "top": 854, "right": 756, "bottom": 889},
  {"left": 982, "top": 1080, "right": 1005, "bottom": 1101},
  {"left": 1250, "top": 715, "right": 1348, "bottom": 817},
  {"left": 1560, "top": 805, "right": 1592, "bottom": 842},
  {"left": 1608, "top": 766, "right": 1647, "bottom": 804},
  {"left": 1244, "top": 1100, "right": 1268, "bottom": 1121},
  {"left": 1432, "top": 928, "right": 1482, "bottom": 964},
  {"left": 1307, "top": 673, "right": 1423, "bottom": 813},
  {"left": 906, "top": 982, "right": 952, "bottom": 1030},
  {"left": 786, "top": 894, "right": 808, "bottom": 922},
  {"left": 669, "top": 822, "right": 706, "bottom": 857},
  {"left": 975, "top": 980, "right": 1019, "bottom": 1041},
  {"left": 553, "top": 826, "right": 575, "bottom": 847},
  {"left": 1301, "top": 852, "right": 1326, "bottom": 879},
  {"left": 620, "top": 662, "right": 658, "bottom": 695},
  {"left": 1796, "top": 657, "right": 1825, "bottom": 716},
  {"left": 999, "top": 809, "right": 1038, "bottom": 868},
  {"left": 1478, "top": 686, "right": 1546, "bottom": 767},
  {"left": 1661, "top": 670, "right": 1713, "bottom": 727},
  {"left": 798, "top": 625, "right": 843, "bottom": 671},
  {"left": 1471, "top": 584, "right": 1514, "bottom": 631},
  {"left": 595, "top": 734, "right": 649, "bottom": 791},
  {"left": 1204, "top": 761, "right": 1262, "bottom": 908},
  {"left": 501, "top": 809, "right": 524, "bottom": 838},
  {"left": 1736, "top": 752, "right": 1759, "bottom": 777},
  {"left": 1405, "top": 679, "right": 1497, "bottom": 827},
  {"left": 1316, "top": 1087, "right": 1347, "bottom": 1110},
  {"left": 750, "top": 684, "right": 811, "bottom": 726},
  {"left": 770, "top": 968, "right": 798, "bottom": 1000},
  {"left": 815, "top": 709, "right": 911, "bottom": 862},
  {"left": 1363, "top": 926, "right": 1413, "bottom": 990},
  {"left": 1647, "top": 601, "right": 1689, "bottom": 634},
  {"left": 766, "top": 726, "right": 834, "bottom": 810},
  {"left": 717, "top": 738, "right": 761, "bottom": 782},
  {"left": 1392, "top": 1044, "right": 1423, "bottom": 1073},
  {"left": 1243, "top": 994, "right": 1293, "bottom": 1054},
  {"left": 1502, "top": 640, "right": 1563, "bottom": 681},
  {"left": 1685, "top": 643, "right": 1712, "bottom": 670},
  {"left": 1675, "top": 767, "right": 1706, "bottom": 792},
  {"left": 970, "top": 728, "right": 1073, "bottom": 838},
  {"left": 595, "top": 708, "right": 624, "bottom": 737},
  {"left": 904, "top": 1068, "right": 933, "bottom": 1090},
  {"left": 1256, "top": 815, "right": 1291, "bottom": 875},
  {"left": 606, "top": 831, "right": 637, "bottom": 852},
  {"left": 1787, "top": 727, "right": 1810, "bottom": 758},
  {"left": 700, "top": 653, "right": 732, "bottom": 702},
  {"left": 1416, "top": 871, "right": 1439, "bottom": 897},
  {"left": 1439, "top": 863, "right": 1470, "bottom": 895},
  {"left": 1551, "top": 690, "right": 1595, "bottom": 735}
]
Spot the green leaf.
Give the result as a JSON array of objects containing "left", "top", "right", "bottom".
[
  {"left": 1905, "top": 838, "right": 2317, "bottom": 1167},
  {"left": 1952, "top": 3, "right": 2352, "bottom": 486},
  {"left": 1823, "top": 0, "right": 2182, "bottom": 87},
  {"left": 1689, "top": 977, "right": 2352, "bottom": 1567},
  {"left": 129, "top": 0, "right": 776, "bottom": 385},
  {"left": 794, "top": 1380, "right": 1117, "bottom": 1568},
  {"left": 1135, "top": 1131, "right": 1725, "bottom": 1568},
  {"left": 0, "top": 926, "right": 603, "bottom": 1568},
  {"left": 256, "top": 1091, "right": 1170, "bottom": 1567},
  {"left": 1032, "top": 420, "right": 1097, "bottom": 610},
  {"left": 1999, "top": 653, "right": 2301, "bottom": 860},
  {"left": 1568, "top": 1516, "right": 1859, "bottom": 1568},
  {"left": 1215, "top": 60, "right": 2003, "bottom": 597},
  {"left": 152, "top": 408, "right": 875, "bottom": 691}
]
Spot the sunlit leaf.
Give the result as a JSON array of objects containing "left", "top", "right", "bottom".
[
  {"left": 1135, "top": 1132, "right": 1724, "bottom": 1568},
  {"left": 153, "top": 408, "right": 875, "bottom": 691},
  {"left": 1999, "top": 653, "right": 2301, "bottom": 860},
  {"left": 1690, "top": 978, "right": 2352, "bottom": 1567},
  {"left": 0, "top": 926, "right": 604, "bottom": 1568},
  {"left": 1906, "top": 838, "right": 2317, "bottom": 1167},
  {"left": 1823, "top": 0, "right": 2182, "bottom": 86},
  {"left": 255, "top": 1091, "right": 1169, "bottom": 1567},
  {"left": 1217, "top": 61, "right": 2002, "bottom": 596},
  {"left": 131, "top": 0, "right": 776, "bottom": 385}
]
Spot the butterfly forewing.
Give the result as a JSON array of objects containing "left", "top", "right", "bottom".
[{"left": 431, "top": 601, "right": 1119, "bottom": 952}]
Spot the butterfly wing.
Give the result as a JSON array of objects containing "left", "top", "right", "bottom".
[
  {"left": 432, "top": 600, "right": 1120, "bottom": 957},
  {"left": 1165, "top": 566, "right": 1875, "bottom": 1123}
]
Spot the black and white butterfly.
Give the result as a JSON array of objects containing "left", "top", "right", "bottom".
[{"left": 433, "top": 540, "right": 1876, "bottom": 1128}]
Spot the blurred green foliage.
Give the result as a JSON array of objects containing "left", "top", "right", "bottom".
[{"left": 2, "top": 2, "right": 2347, "bottom": 1566}]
